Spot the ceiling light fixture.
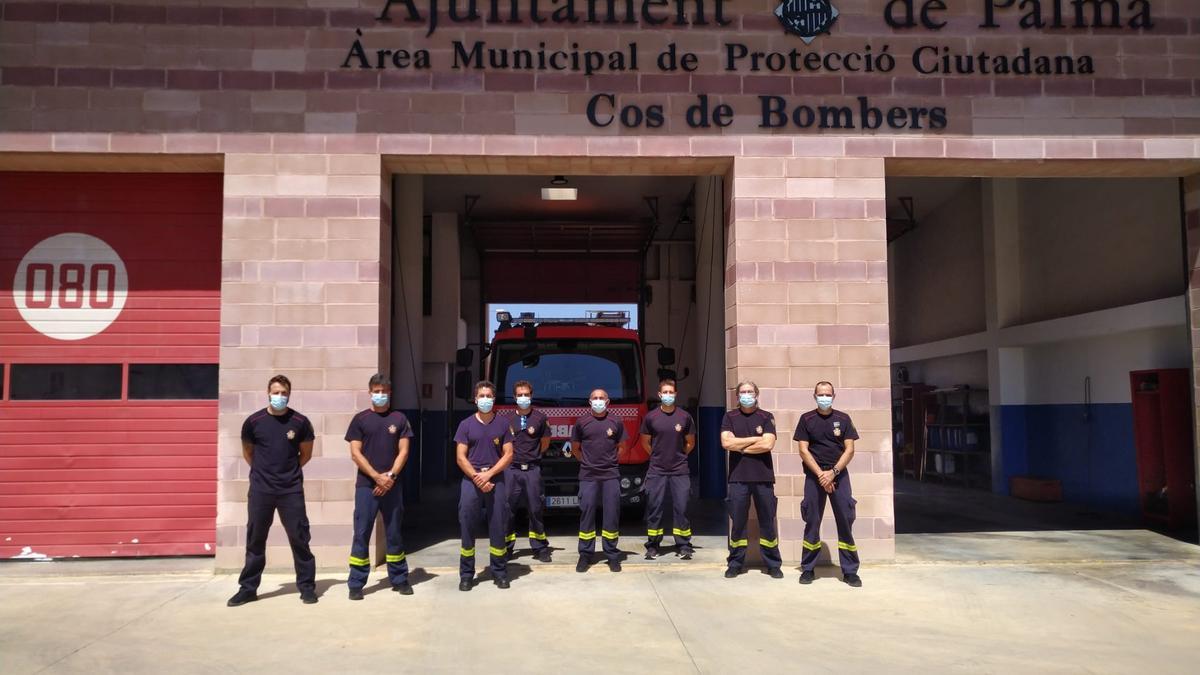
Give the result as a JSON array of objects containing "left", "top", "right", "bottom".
[
  {"left": 550, "top": 175, "right": 568, "bottom": 185},
  {"left": 542, "top": 176, "right": 576, "bottom": 200}
]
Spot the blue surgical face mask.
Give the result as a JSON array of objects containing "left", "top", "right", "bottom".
[
  {"left": 477, "top": 396, "right": 494, "bottom": 413},
  {"left": 269, "top": 394, "right": 288, "bottom": 411},
  {"left": 590, "top": 399, "right": 607, "bottom": 414},
  {"left": 660, "top": 394, "right": 676, "bottom": 407},
  {"left": 816, "top": 395, "right": 834, "bottom": 411},
  {"left": 515, "top": 395, "right": 532, "bottom": 409},
  {"left": 738, "top": 393, "right": 757, "bottom": 408},
  {"left": 371, "top": 392, "right": 389, "bottom": 408}
]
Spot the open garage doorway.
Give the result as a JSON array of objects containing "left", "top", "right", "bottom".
[
  {"left": 885, "top": 167, "right": 1199, "bottom": 561},
  {"left": 382, "top": 158, "right": 731, "bottom": 571}
]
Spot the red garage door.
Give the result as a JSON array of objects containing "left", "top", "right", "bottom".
[{"left": 0, "top": 173, "right": 221, "bottom": 559}]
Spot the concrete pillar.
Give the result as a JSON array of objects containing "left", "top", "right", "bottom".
[
  {"left": 694, "top": 176, "right": 727, "bottom": 499},
  {"left": 727, "top": 153, "right": 893, "bottom": 563},
  {"left": 420, "top": 211, "right": 462, "bottom": 484},
  {"left": 216, "top": 152, "right": 383, "bottom": 570},
  {"left": 982, "top": 179, "right": 1024, "bottom": 493},
  {"left": 1183, "top": 175, "right": 1200, "bottom": 528},
  {"left": 391, "top": 175, "right": 423, "bottom": 498}
]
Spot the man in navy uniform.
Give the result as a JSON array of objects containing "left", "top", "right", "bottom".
[
  {"left": 454, "top": 380, "right": 516, "bottom": 591},
  {"left": 719, "top": 380, "right": 783, "bottom": 579},
  {"left": 504, "top": 379, "right": 553, "bottom": 563},
  {"left": 570, "top": 388, "right": 627, "bottom": 573},
  {"left": 794, "top": 381, "right": 862, "bottom": 587},
  {"left": 640, "top": 378, "right": 696, "bottom": 560},
  {"left": 228, "top": 374, "right": 317, "bottom": 607},
  {"left": 345, "top": 373, "right": 413, "bottom": 600}
]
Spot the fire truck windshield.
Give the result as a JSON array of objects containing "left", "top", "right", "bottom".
[{"left": 491, "top": 340, "right": 643, "bottom": 405}]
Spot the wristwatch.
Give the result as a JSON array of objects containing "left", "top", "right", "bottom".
[{"left": 832, "top": 467, "right": 841, "bottom": 477}]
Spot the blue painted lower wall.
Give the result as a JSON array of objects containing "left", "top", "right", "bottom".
[{"left": 998, "top": 403, "right": 1139, "bottom": 517}]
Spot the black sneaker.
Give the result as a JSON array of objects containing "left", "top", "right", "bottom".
[
  {"left": 679, "top": 549, "right": 694, "bottom": 560},
  {"left": 576, "top": 557, "right": 589, "bottom": 573},
  {"left": 494, "top": 578, "right": 511, "bottom": 589},
  {"left": 608, "top": 560, "right": 622, "bottom": 573},
  {"left": 392, "top": 582, "right": 413, "bottom": 595},
  {"left": 300, "top": 590, "right": 318, "bottom": 604},
  {"left": 799, "top": 570, "right": 815, "bottom": 585},
  {"left": 843, "top": 573, "right": 863, "bottom": 588},
  {"left": 226, "top": 589, "right": 257, "bottom": 607},
  {"left": 348, "top": 588, "right": 364, "bottom": 601},
  {"left": 459, "top": 579, "right": 472, "bottom": 592},
  {"left": 768, "top": 568, "right": 784, "bottom": 579},
  {"left": 534, "top": 549, "right": 552, "bottom": 563},
  {"left": 644, "top": 547, "right": 659, "bottom": 560},
  {"left": 724, "top": 567, "right": 740, "bottom": 579}
]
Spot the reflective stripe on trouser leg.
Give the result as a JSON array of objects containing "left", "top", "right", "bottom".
[
  {"left": 487, "top": 473, "right": 509, "bottom": 580},
  {"left": 643, "top": 474, "right": 667, "bottom": 548},
  {"left": 348, "top": 486, "right": 381, "bottom": 591},
  {"left": 599, "top": 478, "right": 621, "bottom": 562},
  {"left": 829, "top": 472, "right": 860, "bottom": 575},
  {"left": 668, "top": 474, "right": 693, "bottom": 551},
  {"left": 800, "top": 473, "right": 828, "bottom": 573},
  {"left": 751, "top": 482, "right": 782, "bottom": 570},
  {"left": 378, "top": 485, "right": 409, "bottom": 586},
  {"left": 725, "top": 482, "right": 751, "bottom": 570},
  {"left": 458, "top": 477, "right": 481, "bottom": 580},
  {"left": 578, "top": 479, "right": 600, "bottom": 557}
]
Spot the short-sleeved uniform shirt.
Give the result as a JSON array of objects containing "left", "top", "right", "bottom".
[
  {"left": 345, "top": 409, "right": 413, "bottom": 487},
  {"left": 508, "top": 408, "right": 550, "bottom": 464},
  {"left": 241, "top": 408, "right": 315, "bottom": 495},
  {"left": 570, "top": 414, "right": 626, "bottom": 481},
  {"left": 793, "top": 409, "right": 859, "bottom": 473},
  {"left": 721, "top": 407, "right": 777, "bottom": 483},
  {"left": 640, "top": 406, "right": 694, "bottom": 477},
  {"left": 454, "top": 413, "right": 514, "bottom": 469}
]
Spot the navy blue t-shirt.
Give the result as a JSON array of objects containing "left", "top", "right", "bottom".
[
  {"left": 640, "top": 407, "right": 694, "bottom": 476},
  {"left": 454, "top": 413, "right": 514, "bottom": 469},
  {"left": 793, "top": 409, "right": 859, "bottom": 472},
  {"left": 345, "top": 409, "right": 413, "bottom": 488},
  {"left": 507, "top": 408, "right": 550, "bottom": 464},
  {"left": 241, "top": 408, "right": 315, "bottom": 495},
  {"left": 720, "top": 408, "right": 777, "bottom": 483},
  {"left": 571, "top": 414, "right": 626, "bottom": 481}
]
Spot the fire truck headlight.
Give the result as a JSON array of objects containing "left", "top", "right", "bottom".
[
  {"left": 633, "top": 477, "right": 643, "bottom": 486},
  {"left": 620, "top": 478, "right": 631, "bottom": 489},
  {"left": 496, "top": 310, "right": 512, "bottom": 323}
]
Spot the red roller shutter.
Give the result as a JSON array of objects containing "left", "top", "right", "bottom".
[{"left": 0, "top": 172, "right": 221, "bottom": 558}]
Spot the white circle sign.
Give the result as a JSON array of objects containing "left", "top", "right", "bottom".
[{"left": 12, "top": 233, "right": 129, "bottom": 341}]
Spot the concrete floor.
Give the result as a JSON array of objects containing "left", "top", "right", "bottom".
[{"left": 3, "top": 530, "right": 1200, "bottom": 674}]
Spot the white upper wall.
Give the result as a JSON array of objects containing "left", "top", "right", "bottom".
[{"left": 1016, "top": 178, "right": 1183, "bottom": 325}]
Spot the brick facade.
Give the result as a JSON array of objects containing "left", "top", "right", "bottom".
[{"left": 2, "top": 0, "right": 1199, "bottom": 567}]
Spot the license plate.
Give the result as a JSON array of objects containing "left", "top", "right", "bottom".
[{"left": 546, "top": 495, "right": 579, "bottom": 508}]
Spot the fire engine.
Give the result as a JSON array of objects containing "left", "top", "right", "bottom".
[{"left": 456, "top": 309, "right": 675, "bottom": 510}]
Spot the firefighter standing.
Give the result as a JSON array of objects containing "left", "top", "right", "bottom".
[
  {"left": 454, "top": 380, "right": 516, "bottom": 591},
  {"left": 504, "top": 380, "right": 553, "bottom": 563},
  {"left": 720, "top": 381, "right": 783, "bottom": 579},
  {"left": 794, "top": 381, "right": 863, "bottom": 587},
  {"left": 345, "top": 373, "right": 413, "bottom": 600},
  {"left": 640, "top": 379, "right": 696, "bottom": 560},
  {"left": 570, "top": 389, "right": 626, "bottom": 573},
  {"left": 228, "top": 375, "right": 317, "bottom": 607}
]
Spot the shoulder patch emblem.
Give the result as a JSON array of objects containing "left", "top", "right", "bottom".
[
  {"left": 606, "top": 427, "right": 614, "bottom": 437},
  {"left": 756, "top": 425, "right": 763, "bottom": 434},
  {"left": 674, "top": 423, "right": 683, "bottom": 433},
  {"left": 388, "top": 424, "right": 397, "bottom": 434},
  {"left": 286, "top": 429, "right": 296, "bottom": 440},
  {"left": 493, "top": 436, "right": 500, "bottom": 446},
  {"left": 528, "top": 425, "right": 537, "bottom": 436}
]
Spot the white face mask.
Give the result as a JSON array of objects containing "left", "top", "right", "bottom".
[
  {"left": 816, "top": 394, "right": 834, "bottom": 410},
  {"left": 590, "top": 399, "right": 607, "bottom": 414},
  {"left": 477, "top": 396, "right": 495, "bottom": 413},
  {"left": 515, "top": 395, "right": 532, "bottom": 408}
]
